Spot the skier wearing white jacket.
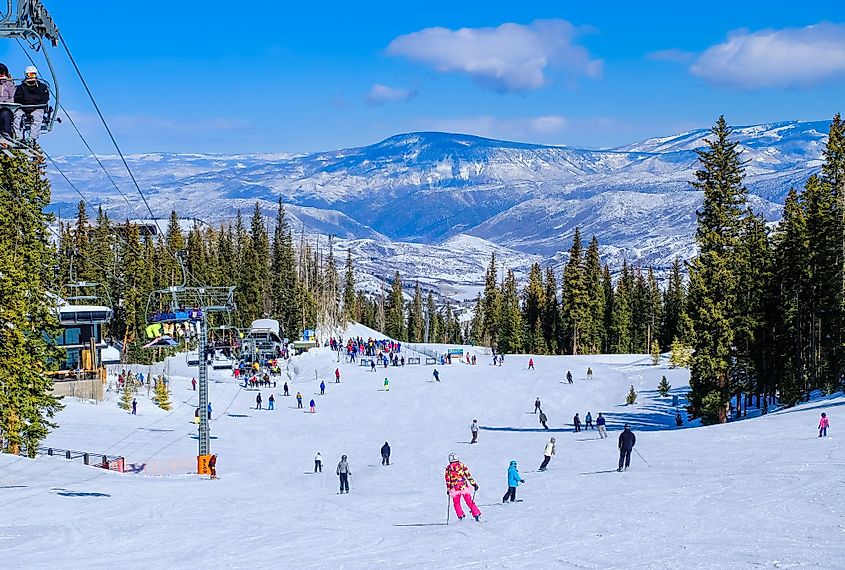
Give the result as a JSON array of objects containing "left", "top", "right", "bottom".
[{"left": 539, "top": 437, "right": 556, "bottom": 471}]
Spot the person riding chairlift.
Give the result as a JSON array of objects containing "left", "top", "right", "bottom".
[{"left": 13, "top": 65, "right": 49, "bottom": 142}]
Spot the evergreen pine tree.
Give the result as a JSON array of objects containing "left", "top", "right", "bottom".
[
  {"left": 0, "top": 153, "right": 63, "bottom": 455},
  {"left": 657, "top": 376, "right": 671, "bottom": 397},
  {"left": 583, "top": 236, "right": 605, "bottom": 354},
  {"left": 561, "top": 228, "right": 590, "bottom": 354},
  {"left": 498, "top": 269, "right": 524, "bottom": 354},
  {"left": 650, "top": 339, "right": 661, "bottom": 365},
  {"left": 342, "top": 249, "right": 356, "bottom": 323},
  {"left": 408, "top": 282, "right": 424, "bottom": 342},
  {"left": 610, "top": 275, "right": 632, "bottom": 353},
  {"left": 543, "top": 268, "right": 561, "bottom": 354},
  {"left": 687, "top": 116, "right": 748, "bottom": 424},
  {"left": 154, "top": 379, "right": 172, "bottom": 411},
  {"left": 625, "top": 385, "right": 638, "bottom": 405},
  {"left": 523, "top": 263, "right": 546, "bottom": 353},
  {"left": 385, "top": 272, "right": 406, "bottom": 340},
  {"left": 481, "top": 253, "right": 501, "bottom": 347}
]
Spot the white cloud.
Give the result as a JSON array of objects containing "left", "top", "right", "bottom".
[
  {"left": 387, "top": 19, "right": 602, "bottom": 92},
  {"left": 647, "top": 48, "right": 694, "bottom": 63},
  {"left": 364, "top": 84, "right": 417, "bottom": 105},
  {"left": 691, "top": 22, "right": 845, "bottom": 89}
]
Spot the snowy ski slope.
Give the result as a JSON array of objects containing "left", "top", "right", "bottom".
[{"left": 2, "top": 323, "right": 843, "bottom": 569}]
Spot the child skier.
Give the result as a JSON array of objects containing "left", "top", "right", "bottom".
[
  {"left": 819, "top": 412, "right": 830, "bottom": 437},
  {"left": 502, "top": 460, "right": 524, "bottom": 503},
  {"left": 335, "top": 368, "right": 340, "bottom": 383},
  {"left": 309, "top": 398, "right": 316, "bottom": 413},
  {"left": 528, "top": 358, "right": 534, "bottom": 370},
  {"left": 445, "top": 453, "right": 481, "bottom": 521}
]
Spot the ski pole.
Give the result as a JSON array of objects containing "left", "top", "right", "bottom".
[
  {"left": 634, "top": 448, "right": 651, "bottom": 468},
  {"left": 446, "top": 494, "right": 451, "bottom": 525}
]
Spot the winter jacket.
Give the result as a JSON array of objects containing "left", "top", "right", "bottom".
[
  {"left": 381, "top": 443, "right": 390, "bottom": 457},
  {"left": 819, "top": 417, "right": 830, "bottom": 429},
  {"left": 470, "top": 421, "right": 479, "bottom": 433},
  {"left": 336, "top": 460, "right": 351, "bottom": 475},
  {"left": 539, "top": 412, "right": 548, "bottom": 423},
  {"left": 315, "top": 453, "right": 322, "bottom": 462},
  {"left": 585, "top": 413, "right": 592, "bottom": 423},
  {"left": 14, "top": 79, "right": 49, "bottom": 107},
  {"left": 618, "top": 428, "right": 636, "bottom": 451},
  {"left": 507, "top": 461, "right": 522, "bottom": 487},
  {"left": 573, "top": 415, "right": 581, "bottom": 426},
  {"left": 543, "top": 441, "right": 556, "bottom": 457},
  {"left": 309, "top": 399, "right": 316, "bottom": 407},
  {"left": 445, "top": 461, "right": 476, "bottom": 492},
  {"left": 596, "top": 415, "right": 606, "bottom": 426},
  {"left": 0, "top": 78, "right": 14, "bottom": 103}
]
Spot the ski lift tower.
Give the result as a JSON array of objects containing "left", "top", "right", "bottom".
[{"left": 146, "top": 285, "right": 235, "bottom": 474}]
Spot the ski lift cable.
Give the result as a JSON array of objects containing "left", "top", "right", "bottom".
[
  {"left": 55, "top": 30, "right": 207, "bottom": 290},
  {"left": 40, "top": 147, "right": 168, "bottom": 285}
]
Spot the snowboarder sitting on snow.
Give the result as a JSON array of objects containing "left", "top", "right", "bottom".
[
  {"left": 539, "top": 410, "right": 549, "bottom": 430},
  {"left": 502, "top": 460, "right": 524, "bottom": 503},
  {"left": 381, "top": 441, "right": 391, "bottom": 465},
  {"left": 445, "top": 453, "right": 481, "bottom": 521},
  {"left": 819, "top": 412, "right": 830, "bottom": 437},
  {"left": 337, "top": 455, "right": 351, "bottom": 493},
  {"left": 539, "top": 437, "right": 555, "bottom": 471},
  {"left": 597, "top": 413, "right": 607, "bottom": 438},
  {"left": 296, "top": 392, "right": 303, "bottom": 408},
  {"left": 573, "top": 413, "right": 582, "bottom": 433},
  {"left": 618, "top": 424, "right": 636, "bottom": 471},
  {"left": 470, "top": 419, "right": 479, "bottom": 443},
  {"left": 585, "top": 411, "right": 594, "bottom": 430}
]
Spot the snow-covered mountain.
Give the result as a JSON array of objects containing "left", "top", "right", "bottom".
[{"left": 47, "top": 120, "right": 828, "bottom": 298}]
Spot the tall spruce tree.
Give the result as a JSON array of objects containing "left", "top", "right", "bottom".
[
  {"left": 498, "top": 269, "right": 524, "bottom": 354},
  {"left": 481, "top": 253, "right": 501, "bottom": 347},
  {"left": 543, "top": 268, "right": 561, "bottom": 354},
  {"left": 561, "top": 228, "right": 590, "bottom": 354},
  {"left": 523, "top": 263, "right": 546, "bottom": 353},
  {"left": 583, "top": 236, "right": 605, "bottom": 354},
  {"left": 342, "top": 249, "right": 356, "bottom": 323},
  {"left": 0, "top": 153, "right": 63, "bottom": 455},
  {"left": 687, "top": 116, "right": 748, "bottom": 424},
  {"left": 385, "top": 272, "right": 406, "bottom": 340}
]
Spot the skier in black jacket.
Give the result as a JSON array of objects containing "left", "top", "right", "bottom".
[
  {"left": 381, "top": 442, "right": 391, "bottom": 465},
  {"left": 617, "top": 424, "right": 636, "bottom": 471},
  {"left": 13, "top": 65, "right": 49, "bottom": 141}
]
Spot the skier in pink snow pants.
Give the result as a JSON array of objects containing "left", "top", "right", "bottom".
[
  {"left": 819, "top": 412, "right": 829, "bottom": 437},
  {"left": 445, "top": 453, "right": 481, "bottom": 521}
]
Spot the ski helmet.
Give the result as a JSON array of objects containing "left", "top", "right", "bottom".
[
  {"left": 448, "top": 453, "right": 458, "bottom": 463},
  {"left": 341, "top": 454, "right": 347, "bottom": 460},
  {"left": 24, "top": 65, "right": 37, "bottom": 76}
]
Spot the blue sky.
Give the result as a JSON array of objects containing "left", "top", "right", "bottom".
[{"left": 6, "top": 1, "right": 843, "bottom": 154}]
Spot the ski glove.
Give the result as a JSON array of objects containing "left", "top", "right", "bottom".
[{"left": 472, "top": 483, "right": 478, "bottom": 490}]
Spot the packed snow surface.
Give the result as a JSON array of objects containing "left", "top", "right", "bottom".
[{"left": 3, "top": 323, "right": 843, "bottom": 568}]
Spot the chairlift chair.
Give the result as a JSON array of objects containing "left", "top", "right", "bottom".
[{"left": 0, "top": 0, "right": 61, "bottom": 150}]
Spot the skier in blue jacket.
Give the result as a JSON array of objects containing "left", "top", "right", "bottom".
[{"left": 502, "top": 460, "right": 524, "bottom": 503}]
